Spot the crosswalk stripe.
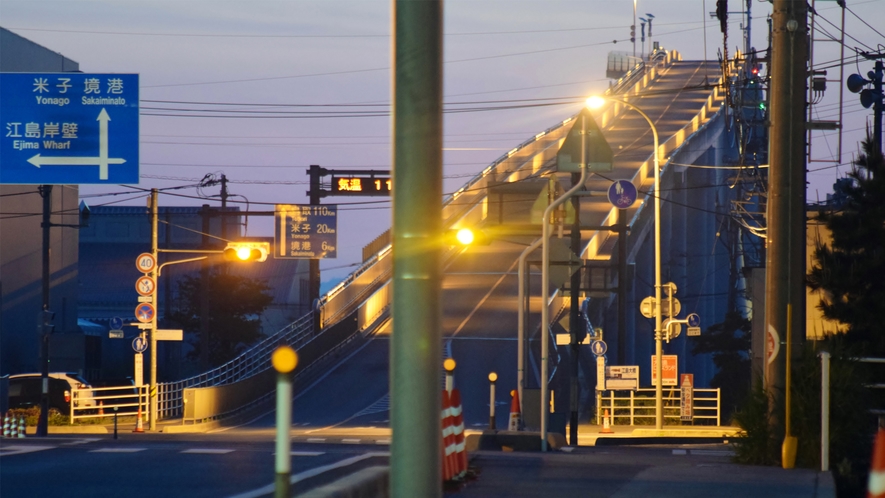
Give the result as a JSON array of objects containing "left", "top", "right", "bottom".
[
  {"left": 306, "top": 438, "right": 326, "bottom": 443},
  {"left": 90, "top": 448, "right": 146, "bottom": 453},
  {"left": 181, "top": 448, "right": 235, "bottom": 454},
  {"left": 0, "top": 445, "right": 55, "bottom": 457},
  {"left": 341, "top": 438, "right": 361, "bottom": 444}
]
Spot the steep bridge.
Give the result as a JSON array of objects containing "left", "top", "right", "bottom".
[{"left": 155, "top": 49, "right": 749, "bottom": 430}]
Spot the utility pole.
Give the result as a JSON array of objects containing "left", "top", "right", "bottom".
[
  {"left": 307, "top": 165, "right": 324, "bottom": 334},
  {"left": 391, "top": 1, "right": 443, "bottom": 495},
  {"left": 149, "top": 189, "right": 159, "bottom": 431},
  {"left": 568, "top": 172, "right": 582, "bottom": 446},
  {"left": 617, "top": 208, "right": 628, "bottom": 366},
  {"left": 200, "top": 205, "right": 211, "bottom": 372},
  {"left": 764, "top": 0, "right": 808, "bottom": 430},
  {"left": 36, "top": 185, "right": 52, "bottom": 437}
]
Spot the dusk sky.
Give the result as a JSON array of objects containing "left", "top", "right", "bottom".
[{"left": 2, "top": 0, "right": 882, "bottom": 286}]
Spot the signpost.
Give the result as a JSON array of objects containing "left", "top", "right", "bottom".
[
  {"left": 109, "top": 316, "right": 124, "bottom": 338},
  {"left": 274, "top": 204, "right": 338, "bottom": 259},
  {"left": 607, "top": 180, "right": 638, "bottom": 209},
  {"left": 134, "top": 303, "right": 155, "bottom": 323},
  {"left": 132, "top": 336, "right": 148, "bottom": 353},
  {"left": 0, "top": 73, "right": 139, "bottom": 184},
  {"left": 680, "top": 373, "right": 694, "bottom": 422},
  {"left": 135, "top": 276, "right": 155, "bottom": 297},
  {"left": 135, "top": 253, "right": 156, "bottom": 274},
  {"left": 651, "top": 354, "right": 678, "bottom": 386},
  {"left": 134, "top": 352, "right": 143, "bottom": 387},
  {"left": 605, "top": 365, "right": 639, "bottom": 390}
]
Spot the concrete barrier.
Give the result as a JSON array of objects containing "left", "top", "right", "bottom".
[
  {"left": 298, "top": 466, "right": 389, "bottom": 498},
  {"left": 465, "top": 430, "right": 566, "bottom": 452}
]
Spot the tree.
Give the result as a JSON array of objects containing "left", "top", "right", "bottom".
[
  {"left": 690, "top": 310, "right": 751, "bottom": 418},
  {"left": 169, "top": 271, "right": 273, "bottom": 368},
  {"left": 807, "top": 133, "right": 885, "bottom": 352}
]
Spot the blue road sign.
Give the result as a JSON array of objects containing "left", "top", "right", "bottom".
[
  {"left": 0, "top": 73, "right": 139, "bottom": 184},
  {"left": 607, "top": 180, "right": 638, "bottom": 209},
  {"left": 591, "top": 340, "right": 608, "bottom": 356},
  {"left": 132, "top": 336, "right": 148, "bottom": 353},
  {"left": 687, "top": 313, "right": 701, "bottom": 328},
  {"left": 110, "top": 316, "right": 124, "bottom": 330},
  {"left": 274, "top": 204, "right": 338, "bottom": 259}
]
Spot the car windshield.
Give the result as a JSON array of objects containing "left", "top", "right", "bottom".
[{"left": 67, "top": 373, "right": 91, "bottom": 386}]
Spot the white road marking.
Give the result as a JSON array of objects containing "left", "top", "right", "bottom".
[
  {"left": 375, "top": 439, "right": 391, "bottom": 445},
  {"left": 341, "top": 438, "right": 361, "bottom": 444},
  {"left": 290, "top": 451, "right": 325, "bottom": 456},
  {"left": 90, "top": 448, "right": 146, "bottom": 453},
  {"left": 672, "top": 449, "right": 687, "bottom": 455},
  {"left": 306, "top": 438, "right": 326, "bottom": 443},
  {"left": 181, "top": 448, "right": 235, "bottom": 454},
  {"left": 690, "top": 449, "right": 733, "bottom": 456},
  {"left": 229, "top": 452, "right": 390, "bottom": 498},
  {"left": 0, "top": 445, "right": 55, "bottom": 457},
  {"left": 61, "top": 438, "right": 101, "bottom": 446}
]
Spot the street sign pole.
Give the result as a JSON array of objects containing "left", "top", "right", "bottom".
[{"left": 149, "top": 189, "right": 158, "bottom": 430}]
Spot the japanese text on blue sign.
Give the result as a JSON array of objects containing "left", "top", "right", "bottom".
[{"left": 275, "top": 204, "right": 338, "bottom": 259}]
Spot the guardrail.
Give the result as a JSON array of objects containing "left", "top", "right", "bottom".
[
  {"left": 71, "top": 385, "right": 148, "bottom": 423},
  {"left": 596, "top": 387, "right": 721, "bottom": 426}
]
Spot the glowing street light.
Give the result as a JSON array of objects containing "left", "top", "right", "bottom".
[{"left": 586, "top": 95, "right": 664, "bottom": 430}]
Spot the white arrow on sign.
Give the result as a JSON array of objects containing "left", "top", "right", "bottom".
[{"left": 26, "top": 109, "right": 126, "bottom": 180}]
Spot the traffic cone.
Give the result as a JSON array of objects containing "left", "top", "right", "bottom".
[
  {"left": 2, "top": 413, "right": 10, "bottom": 438},
  {"left": 868, "top": 428, "right": 885, "bottom": 497},
  {"left": 98, "top": 400, "right": 104, "bottom": 416},
  {"left": 508, "top": 390, "right": 521, "bottom": 431},
  {"left": 599, "top": 409, "right": 614, "bottom": 434},
  {"left": 133, "top": 403, "right": 145, "bottom": 433},
  {"left": 17, "top": 417, "right": 26, "bottom": 438}
]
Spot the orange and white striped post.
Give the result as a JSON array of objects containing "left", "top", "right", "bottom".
[
  {"left": 868, "top": 428, "right": 885, "bottom": 498},
  {"left": 451, "top": 389, "right": 467, "bottom": 478},
  {"left": 441, "top": 390, "right": 455, "bottom": 481}
]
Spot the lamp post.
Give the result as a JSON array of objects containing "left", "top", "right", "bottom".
[{"left": 586, "top": 96, "right": 662, "bottom": 430}]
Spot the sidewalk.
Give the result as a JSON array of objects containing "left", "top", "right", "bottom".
[{"left": 449, "top": 447, "right": 836, "bottom": 498}]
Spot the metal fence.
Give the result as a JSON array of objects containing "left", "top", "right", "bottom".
[
  {"left": 596, "top": 387, "right": 721, "bottom": 426},
  {"left": 71, "top": 385, "right": 148, "bottom": 423}
]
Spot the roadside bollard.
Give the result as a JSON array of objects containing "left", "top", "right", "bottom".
[
  {"left": 272, "top": 346, "right": 298, "bottom": 498},
  {"left": 488, "top": 372, "right": 497, "bottom": 431},
  {"left": 113, "top": 407, "right": 119, "bottom": 440},
  {"left": 444, "top": 358, "right": 456, "bottom": 393}
]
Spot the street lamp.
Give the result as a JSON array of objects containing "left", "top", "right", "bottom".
[{"left": 586, "top": 96, "right": 663, "bottom": 430}]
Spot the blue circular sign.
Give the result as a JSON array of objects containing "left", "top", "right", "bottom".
[
  {"left": 132, "top": 336, "right": 148, "bottom": 353},
  {"left": 110, "top": 316, "right": 124, "bottom": 330},
  {"left": 687, "top": 313, "right": 701, "bottom": 328},
  {"left": 591, "top": 340, "right": 608, "bottom": 356},
  {"left": 607, "top": 180, "right": 638, "bottom": 209}
]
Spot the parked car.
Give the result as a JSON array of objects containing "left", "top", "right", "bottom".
[{"left": 7, "top": 372, "right": 96, "bottom": 413}]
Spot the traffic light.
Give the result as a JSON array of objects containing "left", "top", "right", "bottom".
[
  {"left": 716, "top": 0, "right": 728, "bottom": 33},
  {"left": 630, "top": 24, "right": 636, "bottom": 43},
  {"left": 223, "top": 241, "right": 270, "bottom": 262},
  {"left": 446, "top": 228, "right": 491, "bottom": 246}
]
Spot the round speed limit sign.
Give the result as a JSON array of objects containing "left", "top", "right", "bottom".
[{"left": 136, "top": 253, "right": 156, "bottom": 274}]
